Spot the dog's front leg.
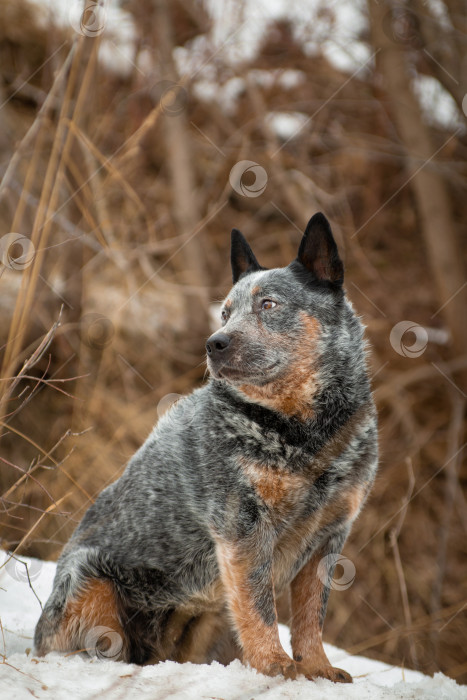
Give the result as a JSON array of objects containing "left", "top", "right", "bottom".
[
  {"left": 215, "top": 537, "right": 296, "bottom": 679},
  {"left": 290, "top": 530, "right": 352, "bottom": 683}
]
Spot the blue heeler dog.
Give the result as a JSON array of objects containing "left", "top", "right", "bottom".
[{"left": 35, "top": 213, "right": 378, "bottom": 683}]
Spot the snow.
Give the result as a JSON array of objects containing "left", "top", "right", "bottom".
[
  {"left": 413, "top": 74, "right": 464, "bottom": 130},
  {"left": 26, "top": 0, "right": 463, "bottom": 128},
  {"left": 265, "top": 112, "right": 310, "bottom": 141},
  {"left": 32, "top": 0, "right": 137, "bottom": 77},
  {"left": 1, "top": 554, "right": 466, "bottom": 699}
]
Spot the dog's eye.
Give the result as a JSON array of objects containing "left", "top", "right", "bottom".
[
  {"left": 261, "top": 299, "right": 277, "bottom": 310},
  {"left": 221, "top": 309, "right": 229, "bottom": 322}
]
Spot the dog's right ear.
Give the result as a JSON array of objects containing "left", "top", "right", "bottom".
[
  {"left": 296, "top": 213, "right": 344, "bottom": 286},
  {"left": 231, "top": 229, "right": 262, "bottom": 284}
]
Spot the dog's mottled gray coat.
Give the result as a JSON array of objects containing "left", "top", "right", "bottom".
[{"left": 35, "top": 213, "right": 378, "bottom": 682}]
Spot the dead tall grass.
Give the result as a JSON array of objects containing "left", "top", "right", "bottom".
[{"left": 0, "top": 0, "right": 466, "bottom": 683}]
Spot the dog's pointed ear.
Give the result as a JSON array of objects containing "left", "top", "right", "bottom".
[
  {"left": 296, "top": 213, "right": 344, "bottom": 285},
  {"left": 231, "top": 229, "right": 262, "bottom": 283}
]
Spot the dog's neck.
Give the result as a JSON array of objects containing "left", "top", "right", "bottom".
[{"left": 211, "top": 365, "right": 370, "bottom": 454}]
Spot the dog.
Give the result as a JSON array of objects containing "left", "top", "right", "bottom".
[{"left": 35, "top": 212, "right": 378, "bottom": 683}]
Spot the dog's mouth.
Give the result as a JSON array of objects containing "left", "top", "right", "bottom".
[{"left": 208, "top": 359, "right": 279, "bottom": 383}]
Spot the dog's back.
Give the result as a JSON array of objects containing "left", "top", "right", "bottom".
[{"left": 35, "top": 213, "right": 377, "bottom": 682}]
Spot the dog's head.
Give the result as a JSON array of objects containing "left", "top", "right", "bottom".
[{"left": 206, "top": 213, "right": 359, "bottom": 417}]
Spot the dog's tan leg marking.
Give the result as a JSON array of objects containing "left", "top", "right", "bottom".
[
  {"left": 290, "top": 552, "right": 351, "bottom": 683},
  {"left": 44, "top": 579, "right": 124, "bottom": 659},
  {"left": 290, "top": 486, "right": 367, "bottom": 684},
  {"left": 216, "top": 540, "right": 297, "bottom": 679}
]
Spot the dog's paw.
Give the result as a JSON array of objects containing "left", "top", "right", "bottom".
[
  {"left": 301, "top": 664, "right": 352, "bottom": 683},
  {"left": 264, "top": 659, "right": 297, "bottom": 680},
  {"left": 249, "top": 654, "right": 297, "bottom": 680}
]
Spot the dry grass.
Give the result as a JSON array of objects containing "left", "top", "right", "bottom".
[{"left": 0, "top": 0, "right": 466, "bottom": 684}]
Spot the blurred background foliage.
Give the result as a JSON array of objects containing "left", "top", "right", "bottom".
[{"left": 0, "top": 0, "right": 466, "bottom": 683}]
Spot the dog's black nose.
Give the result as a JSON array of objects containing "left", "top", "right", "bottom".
[{"left": 206, "top": 332, "right": 231, "bottom": 357}]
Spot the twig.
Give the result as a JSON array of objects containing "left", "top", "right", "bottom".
[
  {"left": 8, "top": 492, "right": 71, "bottom": 556},
  {"left": 1, "top": 310, "right": 63, "bottom": 405},
  {"left": 0, "top": 554, "right": 43, "bottom": 611},
  {"left": 430, "top": 394, "right": 466, "bottom": 650},
  {"left": 388, "top": 458, "right": 418, "bottom": 668},
  {"left": 0, "top": 421, "right": 94, "bottom": 502},
  {"left": 0, "top": 456, "right": 59, "bottom": 508},
  {"left": 0, "top": 617, "right": 6, "bottom": 660},
  {"left": 347, "top": 597, "right": 467, "bottom": 656},
  {"left": 0, "top": 44, "right": 75, "bottom": 198}
]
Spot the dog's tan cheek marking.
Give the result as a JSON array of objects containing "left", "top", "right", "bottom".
[
  {"left": 239, "top": 313, "right": 322, "bottom": 421},
  {"left": 215, "top": 540, "right": 292, "bottom": 674},
  {"left": 49, "top": 579, "right": 123, "bottom": 656}
]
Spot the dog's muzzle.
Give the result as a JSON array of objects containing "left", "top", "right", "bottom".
[{"left": 205, "top": 332, "right": 231, "bottom": 365}]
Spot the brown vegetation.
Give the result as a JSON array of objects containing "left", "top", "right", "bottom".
[{"left": 0, "top": 0, "right": 465, "bottom": 683}]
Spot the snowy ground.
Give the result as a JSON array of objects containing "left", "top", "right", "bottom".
[{"left": 0, "top": 555, "right": 466, "bottom": 699}]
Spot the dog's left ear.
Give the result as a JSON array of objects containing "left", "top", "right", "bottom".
[
  {"left": 231, "top": 229, "right": 263, "bottom": 283},
  {"left": 296, "top": 213, "right": 344, "bottom": 285}
]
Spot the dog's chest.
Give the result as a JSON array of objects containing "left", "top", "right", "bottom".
[
  {"left": 239, "top": 457, "right": 361, "bottom": 591},
  {"left": 240, "top": 459, "right": 309, "bottom": 516}
]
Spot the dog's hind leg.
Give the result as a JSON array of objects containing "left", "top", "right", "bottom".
[
  {"left": 35, "top": 576, "right": 126, "bottom": 661},
  {"left": 172, "top": 609, "right": 241, "bottom": 665}
]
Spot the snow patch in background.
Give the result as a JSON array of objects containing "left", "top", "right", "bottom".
[
  {"left": 32, "top": 0, "right": 137, "bottom": 76},
  {"left": 413, "top": 74, "right": 463, "bottom": 129},
  {"left": 1, "top": 554, "right": 466, "bottom": 699},
  {"left": 265, "top": 112, "right": 310, "bottom": 140},
  {"left": 27, "top": 0, "right": 462, "bottom": 128},
  {"left": 193, "top": 70, "right": 307, "bottom": 116}
]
